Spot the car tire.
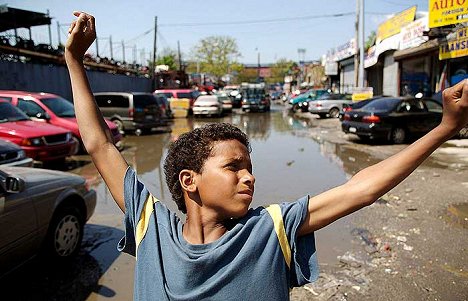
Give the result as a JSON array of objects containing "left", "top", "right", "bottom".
[
  {"left": 391, "top": 127, "right": 406, "bottom": 144},
  {"left": 329, "top": 108, "right": 340, "bottom": 118},
  {"left": 44, "top": 205, "right": 84, "bottom": 261}
]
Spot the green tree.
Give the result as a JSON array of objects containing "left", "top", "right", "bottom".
[
  {"left": 267, "top": 58, "right": 296, "bottom": 84},
  {"left": 365, "top": 31, "right": 376, "bottom": 51},
  {"left": 191, "top": 36, "right": 241, "bottom": 79},
  {"left": 155, "top": 47, "right": 178, "bottom": 70}
]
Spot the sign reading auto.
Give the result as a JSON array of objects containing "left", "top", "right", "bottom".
[{"left": 429, "top": 0, "right": 468, "bottom": 28}]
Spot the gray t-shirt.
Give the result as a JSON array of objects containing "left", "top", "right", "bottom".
[{"left": 119, "top": 167, "right": 318, "bottom": 300}]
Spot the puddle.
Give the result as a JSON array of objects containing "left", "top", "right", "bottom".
[{"left": 445, "top": 203, "right": 468, "bottom": 228}]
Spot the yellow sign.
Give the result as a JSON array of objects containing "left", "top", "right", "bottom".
[
  {"left": 439, "top": 27, "right": 468, "bottom": 60},
  {"left": 377, "top": 6, "right": 417, "bottom": 43},
  {"left": 352, "top": 87, "right": 374, "bottom": 101},
  {"left": 429, "top": 0, "right": 468, "bottom": 28}
]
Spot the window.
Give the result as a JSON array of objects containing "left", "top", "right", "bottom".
[
  {"left": 176, "top": 92, "right": 192, "bottom": 99},
  {"left": 41, "top": 97, "right": 75, "bottom": 117},
  {"left": 95, "top": 95, "right": 129, "bottom": 108},
  {"left": 17, "top": 99, "right": 46, "bottom": 117},
  {"left": 0, "top": 96, "right": 12, "bottom": 102}
]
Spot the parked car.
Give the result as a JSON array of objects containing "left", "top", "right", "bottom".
[
  {"left": 0, "top": 139, "right": 33, "bottom": 167},
  {"left": 216, "top": 93, "right": 233, "bottom": 113},
  {"left": 153, "top": 89, "right": 200, "bottom": 112},
  {"left": 0, "top": 91, "right": 122, "bottom": 153},
  {"left": 193, "top": 95, "right": 223, "bottom": 117},
  {"left": 289, "top": 89, "right": 328, "bottom": 112},
  {"left": 153, "top": 94, "right": 173, "bottom": 119},
  {"left": 93, "top": 92, "right": 166, "bottom": 135},
  {"left": 223, "top": 85, "right": 242, "bottom": 108},
  {"left": 341, "top": 97, "right": 443, "bottom": 144},
  {"left": 0, "top": 101, "right": 77, "bottom": 163},
  {"left": 339, "top": 96, "right": 390, "bottom": 120},
  {"left": 309, "top": 93, "right": 352, "bottom": 118},
  {"left": 240, "top": 83, "right": 270, "bottom": 112},
  {"left": 0, "top": 166, "right": 96, "bottom": 277}
]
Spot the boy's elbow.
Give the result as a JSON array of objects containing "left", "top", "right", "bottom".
[{"left": 345, "top": 180, "right": 380, "bottom": 208}]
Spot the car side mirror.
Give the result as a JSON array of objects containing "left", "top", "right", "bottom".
[
  {"left": 35, "top": 112, "right": 50, "bottom": 120},
  {"left": 4, "top": 177, "right": 24, "bottom": 193}
]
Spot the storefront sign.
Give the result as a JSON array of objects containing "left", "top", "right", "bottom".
[
  {"left": 377, "top": 6, "right": 417, "bottom": 43},
  {"left": 352, "top": 87, "right": 374, "bottom": 101},
  {"left": 324, "top": 61, "right": 338, "bottom": 76},
  {"left": 400, "top": 17, "right": 429, "bottom": 50},
  {"left": 365, "top": 33, "right": 401, "bottom": 68},
  {"left": 325, "top": 39, "right": 356, "bottom": 63},
  {"left": 439, "top": 27, "right": 468, "bottom": 60},
  {"left": 429, "top": 0, "right": 468, "bottom": 28}
]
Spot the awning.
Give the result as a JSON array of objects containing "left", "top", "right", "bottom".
[
  {"left": 0, "top": 5, "right": 51, "bottom": 33},
  {"left": 393, "top": 39, "right": 439, "bottom": 60}
]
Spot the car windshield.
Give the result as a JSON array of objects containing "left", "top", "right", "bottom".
[
  {"left": 41, "top": 97, "right": 76, "bottom": 117},
  {"left": 134, "top": 95, "right": 156, "bottom": 108},
  {"left": 0, "top": 102, "right": 30, "bottom": 122},
  {"left": 360, "top": 98, "right": 400, "bottom": 112},
  {"left": 242, "top": 89, "right": 264, "bottom": 100},
  {"left": 176, "top": 92, "right": 192, "bottom": 99}
]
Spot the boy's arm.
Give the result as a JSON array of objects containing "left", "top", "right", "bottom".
[
  {"left": 65, "top": 12, "right": 128, "bottom": 212},
  {"left": 299, "top": 80, "right": 468, "bottom": 236}
]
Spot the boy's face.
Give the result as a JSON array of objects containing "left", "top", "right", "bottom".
[{"left": 195, "top": 139, "right": 255, "bottom": 219}]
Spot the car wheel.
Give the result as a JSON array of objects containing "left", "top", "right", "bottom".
[
  {"left": 329, "top": 108, "right": 340, "bottom": 118},
  {"left": 391, "top": 127, "right": 406, "bottom": 144},
  {"left": 112, "top": 119, "right": 124, "bottom": 134},
  {"left": 44, "top": 205, "right": 84, "bottom": 260}
]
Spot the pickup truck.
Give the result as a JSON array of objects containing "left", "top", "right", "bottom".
[{"left": 308, "top": 93, "right": 352, "bottom": 118}]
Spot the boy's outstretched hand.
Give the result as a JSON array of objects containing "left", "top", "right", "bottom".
[
  {"left": 441, "top": 79, "right": 468, "bottom": 137},
  {"left": 65, "top": 12, "right": 96, "bottom": 61}
]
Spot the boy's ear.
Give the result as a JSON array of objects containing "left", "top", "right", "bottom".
[{"left": 179, "top": 169, "right": 197, "bottom": 192}]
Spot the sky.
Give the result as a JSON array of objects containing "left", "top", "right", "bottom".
[{"left": 5, "top": 0, "right": 429, "bottom": 65}]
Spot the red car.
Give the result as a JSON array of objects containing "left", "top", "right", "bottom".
[
  {"left": 0, "top": 91, "right": 122, "bottom": 153},
  {"left": 154, "top": 89, "right": 200, "bottom": 110},
  {"left": 0, "top": 100, "right": 77, "bottom": 162}
]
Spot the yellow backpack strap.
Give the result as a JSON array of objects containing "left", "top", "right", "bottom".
[
  {"left": 135, "top": 194, "right": 159, "bottom": 259},
  {"left": 266, "top": 204, "right": 291, "bottom": 269}
]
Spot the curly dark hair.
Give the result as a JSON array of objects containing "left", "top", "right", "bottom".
[{"left": 164, "top": 123, "right": 251, "bottom": 214}]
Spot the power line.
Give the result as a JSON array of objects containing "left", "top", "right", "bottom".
[{"left": 159, "top": 12, "right": 356, "bottom": 27}]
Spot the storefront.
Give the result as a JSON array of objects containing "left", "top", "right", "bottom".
[
  {"left": 339, "top": 57, "right": 355, "bottom": 93},
  {"left": 322, "top": 39, "right": 356, "bottom": 94}
]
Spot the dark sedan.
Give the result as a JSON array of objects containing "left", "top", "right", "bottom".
[{"left": 341, "top": 97, "right": 442, "bottom": 144}]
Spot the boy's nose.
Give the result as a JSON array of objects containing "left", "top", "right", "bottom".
[{"left": 241, "top": 169, "right": 255, "bottom": 186}]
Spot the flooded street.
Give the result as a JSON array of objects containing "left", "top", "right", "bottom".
[{"left": 2, "top": 105, "right": 467, "bottom": 301}]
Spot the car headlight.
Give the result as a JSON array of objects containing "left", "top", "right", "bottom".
[
  {"left": 30, "top": 138, "right": 43, "bottom": 146},
  {"left": 303, "top": 102, "right": 307, "bottom": 106},
  {"left": 66, "top": 132, "right": 72, "bottom": 141}
]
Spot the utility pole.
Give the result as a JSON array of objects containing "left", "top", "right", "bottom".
[
  {"left": 47, "top": 10, "right": 52, "bottom": 46},
  {"left": 109, "top": 35, "right": 113, "bottom": 60},
  {"left": 95, "top": 37, "right": 99, "bottom": 57},
  {"left": 177, "top": 40, "right": 182, "bottom": 71},
  {"left": 257, "top": 50, "right": 260, "bottom": 83},
  {"left": 152, "top": 16, "right": 158, "bottom": 91},
  {"left": 354, "top": 0, "right": 359, "bottom": 89},
  {"left": 358, "top": 0, "right": 365, "bottom": 88},
  {"left": 122, "top": 40, "right": 125, "bottom": 62},
  {"left": 57, "top": 21, "right": 61, "bottom": 46}
]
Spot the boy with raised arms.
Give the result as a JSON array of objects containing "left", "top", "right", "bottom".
[{"left": 65, "top": 11, "right": 468, "bottom": 301}]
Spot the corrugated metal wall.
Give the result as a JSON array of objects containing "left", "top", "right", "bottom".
[{"left": 0, "top": 61, "right": 152, "bottom": 100}]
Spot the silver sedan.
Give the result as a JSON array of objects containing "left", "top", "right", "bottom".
[{"left": 0, "top": 167, "right": 96, "bottom": 277}]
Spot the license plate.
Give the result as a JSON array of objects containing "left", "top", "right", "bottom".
[
  {"left": 349, "top": 127, "right": 357, "bottom": 133},
  {"left": 145, "top": 115, "right": 153, "bottom": 120}
]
